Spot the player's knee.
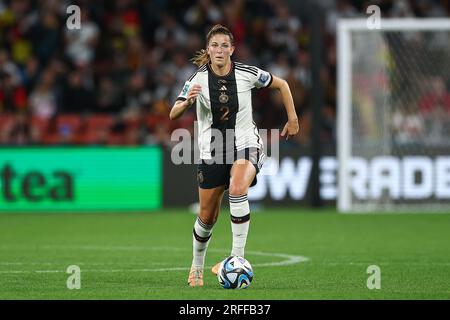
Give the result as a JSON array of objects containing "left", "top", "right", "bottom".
[
  {"left": 199, "top": 206, "right": 218, "bottom": 225},
  {"left": 229, "top": 183, "right": 248, "bottom": 197},
  {"left": 199, "top": 213, "right": 216, "bottom": 225}
]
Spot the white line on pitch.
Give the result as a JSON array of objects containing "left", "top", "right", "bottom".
[{"left": 0, "top": 245, "right": 310, "bottom": 274}]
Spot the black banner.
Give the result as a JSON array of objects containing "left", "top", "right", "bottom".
[
  {"left": 0, "top": 300, "right": 442, "bottom": 318},
  {"left": 162, "top": 146, "right": 335, "bottom": 207}
]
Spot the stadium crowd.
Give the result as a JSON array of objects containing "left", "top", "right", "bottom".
[{"left": 0, "top": 0, "right": 449, "bottom": 147}]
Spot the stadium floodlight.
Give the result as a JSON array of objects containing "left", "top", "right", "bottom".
[{"left": 337, "top": 18, "right": 450, "bottom": 213}]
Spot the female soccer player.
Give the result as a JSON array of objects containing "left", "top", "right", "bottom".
[{"left": 170, "top": 24, "right": 299, "bottom": 287}]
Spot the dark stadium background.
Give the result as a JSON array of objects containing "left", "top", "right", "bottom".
[{"left": 3, "top": 0, "right": 448, "bottom": 208}]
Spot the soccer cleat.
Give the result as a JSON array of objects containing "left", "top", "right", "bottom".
[
  {"left": 211, "top": 262, "right": 221, "bottom": 276},
  {"left": 188, "top": 266, "right": 204, "bottom": 287}
]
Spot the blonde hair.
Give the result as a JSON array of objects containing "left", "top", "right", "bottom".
[{"left": 191, "top": 24, "right": 235, "bottom": 67}]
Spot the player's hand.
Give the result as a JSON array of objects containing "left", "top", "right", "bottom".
[
  {"left": 187, "top": 84, "right": 202, "bottom": 105},
  {"left": 281, "top": 118, "right": 299, "bottom": 140}
]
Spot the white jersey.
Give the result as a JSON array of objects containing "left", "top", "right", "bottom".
[{"left": 176, "top": 61, "right": 272, "bottom": 161}]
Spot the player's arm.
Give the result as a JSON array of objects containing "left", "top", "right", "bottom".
[
  {"left": 269, "top": 75, "right": 299, "bottom": 140},
  {"left": 169, "top": 84, "right": 202, "bottom": 120}
]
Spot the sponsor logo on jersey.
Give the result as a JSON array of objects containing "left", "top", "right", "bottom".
[{"left": 182, "top": 83, "right": 190, "bottom": 96}]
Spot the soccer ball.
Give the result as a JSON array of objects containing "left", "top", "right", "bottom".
[{"left": 217, "top": 256, "right": 253, "bottom": 289}]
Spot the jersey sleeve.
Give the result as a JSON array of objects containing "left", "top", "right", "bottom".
[
  {"left": 252, "top": 67, "right": 273, "bottom": 89},
  {"left": 176, "top": 73, "right": 199, "bottom": 101}
]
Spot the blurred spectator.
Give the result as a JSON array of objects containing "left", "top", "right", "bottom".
[
  {"left": 0, "top": 71, "right": 27, "bottom": 112},
  {"left": 64, "top": 8, "right": 99, "bottom": 67},
  {"left": 28, "top": 68, "right": 58, "bottom": 119},
  {"left": 154, "top": 68, "right": 178, "bottom": 106},
  {"left": 418, "top": 76, "right": 450, "bottom": 143},
  {"left": 155, "top": 14, "right": 188, "bottom": 57},
  {"left": 268, "top": 52, "right": 290, "bottom": 81},
  {"left": 389, "top": 0, "right": 415, "bottom": 17},
  {"left": 122, "top": 71, "right": 152, "bottom": 116},
  {"left": 61, "top": 69, "right": 96, "bottom": 113},
  {"left": 414, "top": 0, "right": 447, "bottom": 17},
  {"left": 233, "top": 43, "right": 258, "bottom": 66},
  {"left": 96, "top": 76, "right": 124, "bottom": 113},
  {"left": 126, "top": 35, "right": 146, "bottom": 71},
  {"left": 418, "top": 76, "right": 450, "bottom": 116},
  {"left": 19, "top": 54, "right": 40, "bottom": 92},
  {"left": 322, "top": 104, "right": 336, "bottom": 144},
  {"left": 325, "top": 0, "right": 358, "bottom": 34},
  {"left": 222, "top": 0, "right": 246, "bottom": 45},
  {"left": 392, "top": 105, "right": 425, "bottom": 145},
  {"left": 293, "top": 50, "right": 311, "bottom": 89},
  {"left": 114, "top": 0, "right": 142, "bottom": 38},
  {"left": 29, "top": 11, "right": 61, "bottom": 66},
  {"left": 171, "top": 52, "right": 196, "bottom": 96},
  {"left": 184, "top": 0, "right": 222, "bottom": 32},
  {"left": 266, "top": 2, "right": 301, "bottom": 57},
  {"left": 0, "top": 49, "right": 22, "bottom": 86}
]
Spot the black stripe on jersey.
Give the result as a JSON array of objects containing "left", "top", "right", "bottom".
[
  {"left": 235, "top": 65, "right": 258, "bottom": 77},
  {"left": 234, "top": 62, "right": 258, "bottom": 73},
  {"left": 207, "top": 63, "right": 238, "bottom": 157},
  {"left": 188, "top": 64, "right": 207, "bottom": 81},
  {"left": 234, "top": 63, "right": 259, "bottom": 75},
  {"left": 188, "top": 72, "right": 197, "bottom": 81}
]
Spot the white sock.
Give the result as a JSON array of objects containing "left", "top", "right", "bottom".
[
  {"left": 192, "top": 217, "right": 214, "bottom": 268},
  {"left": 229, "top": 194, "right": 250, "bottom": 258}
]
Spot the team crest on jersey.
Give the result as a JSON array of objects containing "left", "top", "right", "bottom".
[
  {"left": 219, "top": 92, "right": 229, "bottom": 103},
  {"left": 258, "top": 72, "right": 269, "bottom": 85}
]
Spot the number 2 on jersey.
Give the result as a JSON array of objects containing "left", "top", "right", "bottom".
[{"left": 220, "top": 106, "right": 229, "bottom": 121}]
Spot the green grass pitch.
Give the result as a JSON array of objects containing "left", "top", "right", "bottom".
[{"left": 0, "top": 208, "right": 449, "bottom": 299}]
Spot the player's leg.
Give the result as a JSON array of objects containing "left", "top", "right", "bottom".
[
  {"left": 193, "top": 185, "right": 225, "bottom": 265},
  {"left": 189, "top": 184, "right": 225, "bottom": 287},
  {"left": 228, "top": 158, "right": 256, "bottom": 258},
  {"left": 212, "top": 149, "right": 262, "bottom": 275}
]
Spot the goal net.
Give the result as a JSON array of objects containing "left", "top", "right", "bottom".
[{"left": 337, "top": 18, "right": 450, "bottom": 213}]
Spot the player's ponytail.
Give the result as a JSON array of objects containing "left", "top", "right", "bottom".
[
  {"left": 190, "top": 24, "right": 234, "bottom": 67},
  {"left": 191, "top": 49, "right": 209, "bottom": 67}
]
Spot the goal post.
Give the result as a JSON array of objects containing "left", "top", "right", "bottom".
[{"left": 337, "top": 18, "right": 450, "bottom": 213}]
